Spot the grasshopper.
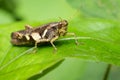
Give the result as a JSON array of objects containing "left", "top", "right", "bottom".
[{"left": 11, "top": 20, "right": 78, "bottom": 51}]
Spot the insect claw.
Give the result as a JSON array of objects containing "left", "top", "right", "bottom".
[
  {"left": 53, "top": 48, "right": 57, "bottom": 53},
  {"left": 32, "top": 47, "right": 37, "bottom": 53},
  {"left": 50, "top": 42, "right": 57, "bottom": 51},
  {"left": 74, "top": 38, "right": 79, "bottom": 45},
  {"left": 75, "top": 40, "right": 79, "bottom": 45}
]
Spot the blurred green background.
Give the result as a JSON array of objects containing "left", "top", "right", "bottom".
[{"left": 0, "top": 0, "right": 120, "bottom": 80}]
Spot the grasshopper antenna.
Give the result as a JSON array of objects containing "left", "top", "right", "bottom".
[
  {"left": 67, "top": 10, "right": 80, "bottom": 21},
  {"left": 58, "top": 17, "right": 64, "bottom": 21},
  {"left": 58, "top": 10, "right": 80, "bottom": 21}
]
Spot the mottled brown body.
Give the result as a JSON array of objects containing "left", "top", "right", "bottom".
[{"left": 11, "top": 20, "right": 72, "bottom": 51}]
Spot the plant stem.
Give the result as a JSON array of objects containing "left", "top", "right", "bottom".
[{"left": 103, "top": 64, "right": 112, "bottom": 80}]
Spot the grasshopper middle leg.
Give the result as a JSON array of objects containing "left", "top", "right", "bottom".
[{"left": 50, "top": 36, "right": 59, "bottom": 51}]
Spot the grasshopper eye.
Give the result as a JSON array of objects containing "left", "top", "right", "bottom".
[
  {"left": 63, "top": 20, "right": 68, "bottom": 26},
  {"left": 59, "top": 20, "right": 68, "bottom": 27}
]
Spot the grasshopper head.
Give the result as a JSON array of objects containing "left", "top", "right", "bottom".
[{"left": 58, "top": 20, "right": 68, "bottom": 36}]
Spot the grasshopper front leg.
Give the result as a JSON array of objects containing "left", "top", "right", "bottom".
[{"left": 66, "top": 32, "right": 79, "bottom": 45}]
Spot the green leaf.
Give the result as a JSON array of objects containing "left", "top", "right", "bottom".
[
  {"left": 67, "top": 0, "right": 120, "bottom": 20},
  {"left": 0, "top": 9, "right": 14, "bottom": 24},
  {"left": 0, "top": 17, "right": 120, "bottom": 79}
]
